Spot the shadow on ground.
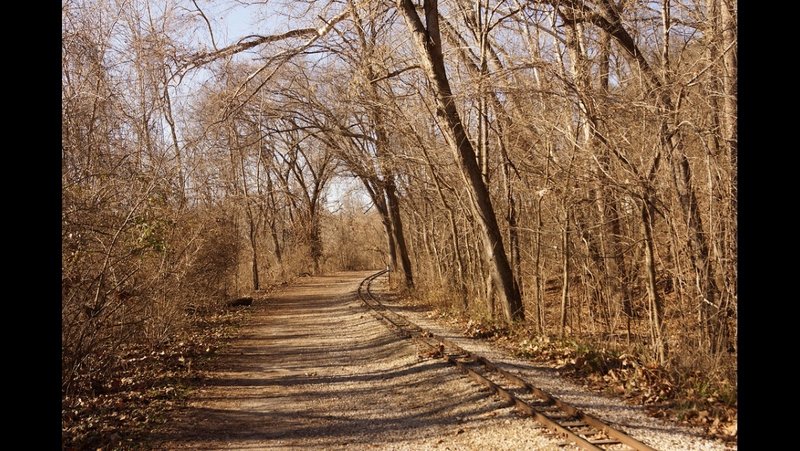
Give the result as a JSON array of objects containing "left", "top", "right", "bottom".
[{"left": 150, "top": 271, "right": 513, "bottom": 449}]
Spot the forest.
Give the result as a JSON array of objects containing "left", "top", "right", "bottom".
[{"left": 63, "top": 0, "right": 736, "bottom": 446}]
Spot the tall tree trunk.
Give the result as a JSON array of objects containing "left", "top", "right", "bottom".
[
  {"left": 347, "top": 2, "right": 416, "bottom": 289},
  {"left": 309, "top": 207, "right": 322, "bottom": 274},
  {"left": 595, "top": 28, "right": 633, "bottom": 339},
  {"left": 463, "top": 217, "right": 476, "bottom": 297},
  {"left": 560, "top": 207, "right": 570, "bottom": 338},
  {"left": 397, "top": 0, "right": 523, "bottom": 322},
  {"left": 248, "top": 214, "right": 260, "bottom": 291},
  {"left": 534, "top": 194, "right": 546, "bottom": 334},
  {"left": 270, "top": 216, "right": 282, "bottom": 265},
  {"left": 358, "top": 176, "right": 397, "bottom": 272},
  {"left": 160, "top": 66, "right": 186, "bottom": 209},
  {"left": 233, "top": 127, "right": 261, "bottom": 291},
  {"left": 720, "top": 0, "right": 737, "bottom": 352},
  {"left": 385, "top": 179, "right": 414, "bottom": 289},
  {"left": 383, "top": 213, "right": 398, "bottom": 271},
  {"left": 641, "top": 195, "right": 667, "bottom": 364},
  {"left": 449, "top": 208, "right": 467, "bottom": 306},
  {"left": 503, "top": 153, "right": 522, "bottom": 298}
]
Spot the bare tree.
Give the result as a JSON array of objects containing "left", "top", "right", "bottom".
[{"left": 397, "top": 0, "right": 523, "bottom": 322}]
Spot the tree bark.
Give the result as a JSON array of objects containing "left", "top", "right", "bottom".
[
  {"left": 534, "top": 193, "right": 546, "bottom": 334},
  {"left": 397, "top": 0, "right": 523, "bottom": 322},
  {"left": 385, "top": 178, "right": 415, "bottom": 289},
  {"left": 347, "top": 1, "right": 415, "bottom": 289},
  {"left": 248, "top": 220, "right": 260, "bottom": 290},
  {"left": 560, "top": 207, "right": 570, "bottom": 338},
  {"left": 720, "top": 0, "right": 737, "bottom": 352},
  {"left": 641, "top": 195, "right": 667, "bottom": 364}
]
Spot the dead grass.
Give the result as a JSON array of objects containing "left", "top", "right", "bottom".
[
  {"left": 400, "top": 286, "right": 738, "bottom": 444},
  {"left": 61, "top": 308, "right": 248, "bottom": 450}
]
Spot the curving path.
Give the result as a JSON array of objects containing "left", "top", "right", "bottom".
[{"left": 153, "top": 271, "right": 563, "bottom": 450}]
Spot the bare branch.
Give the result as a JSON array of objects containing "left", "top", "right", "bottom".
[{"left": 191, "top": 0, "right": 219, "bottom": 52}]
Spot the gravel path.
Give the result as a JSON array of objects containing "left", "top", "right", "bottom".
[
  {"left": 154, "top": 271, "right": 568, "bottom": 450},
  {"left": 368, "top": 276, "right": 735, "bottom": 451},
  {"left": 154, "top": 271, "right": 734, "bottom": 450}
]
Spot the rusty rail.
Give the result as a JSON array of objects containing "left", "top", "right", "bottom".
[{"left": 358, "top": 270, "right": 657, "bottom": 451}]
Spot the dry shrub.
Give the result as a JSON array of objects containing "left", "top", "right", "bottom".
[{"left": 62, "top": 205, "right": 239, "bottom": 397}]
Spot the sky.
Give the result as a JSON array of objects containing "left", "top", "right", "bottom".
[
  {"left": 182, "top": 1, "right": 372, "bottom": 213},
  {"left": 190, "top": 1, "right": 292, "bottom": 52},
  {"left": 169, "top": 1, "right": 276, "bottom": 102}
]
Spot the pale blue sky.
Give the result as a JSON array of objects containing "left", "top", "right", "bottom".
[
  {"left": 176, "top": 1, "right": 370, "bottom": 211},
  {"left": 191, "top": 1, "right": 289, "bottom": 54}
]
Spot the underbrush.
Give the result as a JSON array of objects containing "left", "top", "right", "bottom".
[
  {"left": 399, "top": 288, "right": 737, "bottom": 443},
  {"left": 61, "top": 309, "right": 247, "bottom": 450},
  {"left": 513, "top": 335, "right": 737, "bottom": 441}
]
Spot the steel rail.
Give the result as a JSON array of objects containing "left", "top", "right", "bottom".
[{"left": 357, "top": 270, "right": 657, "bottom": 451}]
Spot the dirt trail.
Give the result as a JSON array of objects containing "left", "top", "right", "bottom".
[{"left": 153, "top": 271, "right": 562, "bottom": 450}]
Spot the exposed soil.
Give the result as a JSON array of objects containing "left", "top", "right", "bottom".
[{"left": 150, "top": 271, "right": 734, "bottom": 450}]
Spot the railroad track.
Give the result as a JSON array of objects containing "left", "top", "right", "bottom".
[{"left": 358, "top": 270, "right": 657, "bottom": 451}]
